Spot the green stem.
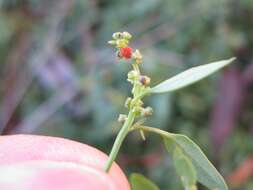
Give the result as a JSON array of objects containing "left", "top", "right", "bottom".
[
  {"left": 104, "top": 110, "right": 136, "bottom": 172},
  {"left": 132, "top": 125, "right": 172, "bottom": 137},
  {"left": 104, "top": 63, "right": 148, "bottom": 172},
  {"left": 130, "top": 90, "right": 149, "bottom": 109},
  {"left": 132, "top": 63, "right": 140, "bottom": 74}
]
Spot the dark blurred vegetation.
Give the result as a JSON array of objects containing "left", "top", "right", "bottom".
[{"left": 0, "top": 0, "right": 253, "bottom": 189}]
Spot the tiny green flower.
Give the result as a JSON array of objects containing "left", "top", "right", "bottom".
[
  {"left": 122, "top": 31, "right": 132, "bottom": 40},
  {"left": 116, "top": 39, "right": 129, "bottom": 48},
  {"left": 133, "top": 49, "right": 143, "bottom": 64},
  {"left": 141, "top": 107, "right": 153, "bottom": 117},
  {"left": 108, "top": 40, "right": 116, "bottom": 45},
  {"left": 124, "top": 97, "right": 132, "bottom": 108},
  {"left": 118, "top": 114, "right": 127, "bottom": 123},
  {"left": 140, "top": 75, "right": 151, "bottom": 86},
  {"left": 112, "top": 32, "right": 122, "bottom": 39},
  {"left": 127, "top": 70, "right": 139, "bottom": 83}
]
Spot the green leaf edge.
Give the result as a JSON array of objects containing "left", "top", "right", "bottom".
[
  {"left": 129, "top": 173, "right": 160, "bottom": 190},
  {"left": 134, "top": 126, "right": 228, "bottom": 190},
  {"left": 172, "top": 146, "right": 197, "bottom": 189},
  {"left": 150, "top": 57, "right": 236, "bottom": 94}
]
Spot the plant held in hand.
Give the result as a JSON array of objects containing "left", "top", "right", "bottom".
[{"left": 106, "top": 31, "right": 235, "bottom": 190}]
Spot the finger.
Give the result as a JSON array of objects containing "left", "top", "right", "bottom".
[
  {"left": 0, "top": 160, "right": 122, "bottom": 190},
  {"left": 0, "top": 135, "right": 130, "bottom": 190}
]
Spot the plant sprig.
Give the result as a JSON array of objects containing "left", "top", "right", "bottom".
[
  {"left": 105, "top": 31, "right": 235, "bottom": 190},
  {"left": 105, "top": 32, "right": 152, "bottom": 172}
]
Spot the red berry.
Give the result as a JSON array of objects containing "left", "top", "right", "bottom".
[{"left": 120, "top": 47, "right": 132, "bottom": 59}]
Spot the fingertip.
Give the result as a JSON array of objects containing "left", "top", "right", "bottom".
[{"left": 0, "top": 135, "right": 130, "bottom": 190}]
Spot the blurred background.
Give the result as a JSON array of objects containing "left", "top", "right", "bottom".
[{"left": 0, "top": 0, "right": 253, "bottom": 189}]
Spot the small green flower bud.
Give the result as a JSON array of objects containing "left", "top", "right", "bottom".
[
  {"left": 108, "top": 40, "right": 116, "bottom": 45},
  {"left": 135, "top": 100, "right": 144, "bottom": 107},
  {"left": 141, "top": 107, "right": 153, "bottom": 117},
  {"left": 140, "top": 75, "right": 151, "bottom": 86},
  {"left": 124, "top": 97, "right": 132, "bottom": 108},
  {"left": 116, "top": 39, "right": 128, "bottom": 48},
  {"left": 133, "top": 49, "right": 142, "bottom": 64},
  {"left": 127, "top": 70, "right": 139, "bottom": 82},
  {"left": 112, "top": 32, "right": 122, "bottom": 39},
  {"left": 133, "top": 107, "right": 142, "bottom": 116},
  {"left": 118, "top": 114, "right": 127, "bottom": 123},
  {"left": 122, "top": 31, "right": 132, "bottom": 40}
]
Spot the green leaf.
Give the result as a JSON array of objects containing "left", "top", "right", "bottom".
[
  {"left": 164, "top": 139, "right": 197, "bottom": 190},
  {"left": 172, "top": 145, "right": 197, "bottom": 190},
  {"left": 130, "top": 173, "right": 160, "bottom": 190},
  {"left": 136, "top": 126, "right": 228, "bottom": 190},
  {"left": 164, "top": 134, "right": 175, "bottom": 153},
  {"left": 150, "top": 57, "right": 236, "bottom": 94}
]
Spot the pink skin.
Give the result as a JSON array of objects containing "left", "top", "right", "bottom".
[{"left": 0, "top": 135, "right": 130, "bottom": 190}]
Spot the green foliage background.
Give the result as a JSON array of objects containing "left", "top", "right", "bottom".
[{"left": 0, "top": 0, "right": 253, "bottom": 189}]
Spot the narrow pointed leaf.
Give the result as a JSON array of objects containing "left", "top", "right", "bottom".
[
  {"left": 150, "top": 57, "right": 236, "bottom": 94},
  {"left": 137, "top": 126, "right": 228, "bottom": 190},
  {"left": 170, "top": 134, "right": 228, "bottom": 190},
  {"left": 130, "top": 173, "right": 160, "bottom": 190}
]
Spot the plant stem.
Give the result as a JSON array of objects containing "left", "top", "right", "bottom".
[
  {"left": 132, "top": 125, "right": 173, "bottom": 137},
  {"left": 104, "top": 110, "right": 136, "bottom": 172},
  {"left": 104, "top": 62, "right": 149, "bottom": 172}
]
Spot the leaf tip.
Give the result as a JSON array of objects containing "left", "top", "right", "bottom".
[{"left": 229, "top": 57, "right": 236, "bottom": 63}]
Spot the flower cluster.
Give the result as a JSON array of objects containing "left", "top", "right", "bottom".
[
  {"left": 108, "top": 32, "right": 143, "bottom": 63},
  {"left": 108, "top": 31, "right": 152, "bottom": 124}
]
